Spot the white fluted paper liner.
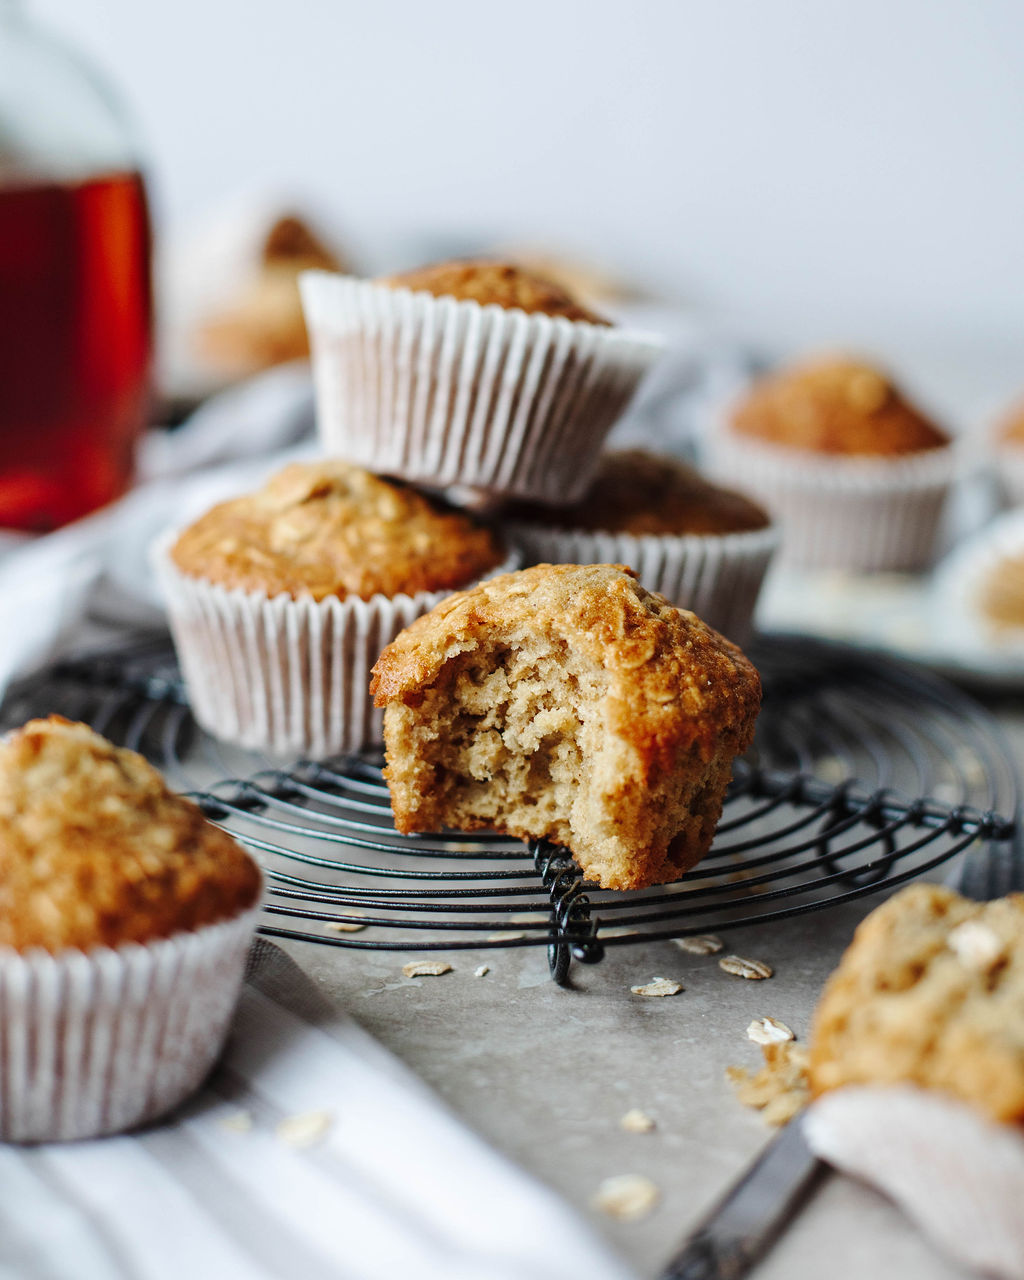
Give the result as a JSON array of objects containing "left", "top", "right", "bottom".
[
  {"left": 705, "top": 423, "right": 957, "bottom": 572},
  {"left": 994, "top": 444, "right": 1024, "bottom": 509},
  {"left": 501, "top": 521, "right": 778, "bottom": 642},
  {"left": 300, "top": 272, "right": 664, "bottom": 504},
  {"left": 933, "top": 507, "right": 1024, "bottom": 654},
  {"left": 805, "top": 1087, "right": 1024, "bottom": 1280},
  {"left": 153, "top": 534, "right": 520, "bottom": 758},
  {"left": 0, "top": 904, "right": 261, "bottom": 1143}
]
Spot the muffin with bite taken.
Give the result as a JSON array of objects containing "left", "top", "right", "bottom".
[
  {"left": 500, "top": 449, "right": 777, "bottom": 641},
  {"left": 0, "top": 716, "right": 262, "bottom": 1141},
  {"left": 299, "top": 258, "right": 663, "bottom": 504},
  {"left": 154, "top": 459, "right": 514, "bottom": 758},
  {"left": 371, "top": 563, "right": 761, "bottom": 891},
  {"left": 706, "top": 355, "right": 955, "bottom": 572}
]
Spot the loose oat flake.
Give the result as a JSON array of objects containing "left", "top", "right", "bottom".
[
  {"left": 402, "top": 960, "right": 453, "bottom": 978},
  {"left": 593, "top": 1174, "right": 661, "bottom": 1221},
  {"left": 474, "top": 964, "right": 490, "bottom": 978},
  {"left": 620, "top": 1109, "right": 656, "bottom": 1133},
  {"left": 719, "top": 955, "right": 773, "bottom": 980},
  {"left": 326, "top": 917, "right": 367, "bottom": 933},
  {"left": 673, "top": 934, "right": 724, "bottom": 955},
  {"left": 630, "top": 977, "right": 683, "bottom": 997},
  {"left": 275, "top": 1110, "right": 333, "bottom": 1149},
  {"left": 747, "top": 1016, "right": 794, "bottom": 1045},
  {"left": 218, "top": 1109, "right": 254, "bottom": 1134}
]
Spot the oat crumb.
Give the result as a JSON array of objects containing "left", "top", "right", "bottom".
[
  {"left": 673, "top": 934, "right": 724, "bottom": 955},
  {"left": 631, "top": 976, "right": 683, "bottom": 997},
  {"left": 620, "top": 1109, "right": 656, "bottom": 1133},
  {"left": 474, "top": 964, "right": 490, "bottom": 978},
  {"left": 275, "top": 1110, "right": 333, "bottom": 1148},
  {"left": 747, "top": 1016, "right": 795, "bottom": 1045},
  {"left": 727, "top": 1042, "right": 811, "bottom": 1126},
  {"left": 218, "top": 1109, "right": 253, "bottom": 1134},
  {"left": 402, "top": 960, "right": 453, "bottom": 978},
  {"left": 326, "top": 915, "right": 367, "bottom": 933},
  {"left": 719, "top": 955, "right": 773, "bottom": 980},
  {"left": 593, "top": 1174, "right": 660, "bottom": 1221}
]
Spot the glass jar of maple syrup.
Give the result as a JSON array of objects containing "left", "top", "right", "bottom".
[{"left": 0, "top": 2, "right": 153, "bottom": 531}]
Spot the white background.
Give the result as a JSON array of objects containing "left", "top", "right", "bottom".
[{"left": 29, "top": 0, "right": 1024, "bottom": 409}]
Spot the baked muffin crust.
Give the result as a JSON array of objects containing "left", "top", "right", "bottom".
[
  {"left": 731, "top": 357, "right": 949, "bottom": 456},
  {"left": 170, "top": 460, "right": 506, "bottom": 601},
  {"left": 809, "top": 884, "right": 1024, "bottom": 1122},
  {"left": 503, "top": 450, "right": 770, "bottom": 536},
  {"left": 382, "top": 259, "right": 610, "bottom": 326},
  {"left": 371, "top": 563, "right": 760, "bottom": 890},
  {"left": 0, "top": 717, "right": 261, "bottom": 952}
]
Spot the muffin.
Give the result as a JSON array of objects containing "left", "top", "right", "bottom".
[
  {"left": 299, "top": 258, "right": 663, "bottom": 504},
  {"left": 0, "top": 716, "right": 262, "bottom": 1141},
  {"left": 194, "top": 213, "right": 346, "bottom": 379},
  {"left": 992, "top": 396, "right": 1024, "bottom": 508},
  {"left": 501, "top": 449, "right": 777, "bottom": 640},
  {"left": 370, "top": 563, "right": 761, "bottom": 891},
  {"left": 706, "top": 356, "right": 956, "bottom": 571},
  {"left": 932, "top": 508, "right": 1024, "bottom": 654},
  {"left": 155, "top": 459, "right": 513, "bottom": 758},
  {"left": 809, "top": 884, "right": 1024, "bottom": 1122}
]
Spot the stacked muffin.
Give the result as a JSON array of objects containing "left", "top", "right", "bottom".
[{"left": 159, "top": 260, "right": 665, "bottom": 758}]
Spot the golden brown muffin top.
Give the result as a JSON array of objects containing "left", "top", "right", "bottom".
[
  {"left": 730, "top": 356, "right": 949, "bottom": 456},
  {"left": 503, "top": 450, "right": 771, "bottom": 536},
  {"left": 382, "top": 259, "right": 611, "bottom": 326},
  {"left": 997, "top": 398, "right": 1024, "bottom": 447},
  {"left": 371, "top": 563, "right": 761, "bottom": 768},
  {"left": 809, "top": 884, "right": 1024, "bottom": 1123},
  {"left": 0, "top": 717, "right": 261, "bottom": 953},
  {"left": 170, "top": 460, "right": 507, "bottom": 601},
  {"left": 977, "top": 553, "right": 1024, "bottom": 631}
]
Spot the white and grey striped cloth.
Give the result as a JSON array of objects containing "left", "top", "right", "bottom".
[{"left": 0, "top": 940, "right": 634, "bottom": 1280}]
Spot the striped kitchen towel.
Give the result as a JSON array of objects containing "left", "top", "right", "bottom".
[{"left": 0, "top": 940, "right": 634, "bottom": 1280}]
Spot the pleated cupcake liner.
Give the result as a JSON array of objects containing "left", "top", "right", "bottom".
[
  {"left": 806, "top": 1087, "right": 1024, "bottom": 1280},
  {"left": 154, "top": 534, "right": 520, "bottom": 759},
  {"left": 300, "top": 272, "right": 664, "bottom": 504},
  {"left": 0, "top": 905, "right": 261, "bottom": 1143},
  {"left": 705, "top": 424, "right": 957, "bottom": 572},
  {"left": 501, "top": 521, "right": 778, "bottom": 643}
]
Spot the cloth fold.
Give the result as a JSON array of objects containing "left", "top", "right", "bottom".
[{"left": 0, "top": 941, "right": 633, "bottom": 1280}]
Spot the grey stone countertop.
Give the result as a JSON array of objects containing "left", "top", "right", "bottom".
[{"left": 273, "top": 886, "right": 972, "bottom": 1280}]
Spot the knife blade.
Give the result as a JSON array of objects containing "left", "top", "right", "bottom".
[{"left": 660, "top": 1119, "right": 825, "bottom": 1280}]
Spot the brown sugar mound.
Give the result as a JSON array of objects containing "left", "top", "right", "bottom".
[
  {"left": 809, "top": 884, "right": 1024, "bottom": 1123},
  {"left": 382, "top": 259, "right": 611, "bottom": 326},
  {"left": 170, "top": 460, "right": 506, "bottom": 601},
  {"left": 730, "top": 356, "right": 949, "bottom": 457},
  {"left": 0, "top": 717, "right": 261, "bottom": 952},
  {"left": 370, "top": 564, "right": 761, "bottom": 890},
  {"left": 503, "top": 450, "right": 771, "bottom": 536}
]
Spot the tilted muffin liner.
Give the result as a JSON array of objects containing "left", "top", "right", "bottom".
[
  {"left": 153, "top": 534, "right": 520, "bottom": 758},
  {"left": 299, "top": 272, "right": 664, "bottom": 504},
  {"left": 0, "top": 905, "right": 261, "bottom": 1143},
  {"left": 501, "top": 521, "right": 778, "bottom": 643},
  {"left": 704, "top": 422, "right": 957, "bottom": 572}
]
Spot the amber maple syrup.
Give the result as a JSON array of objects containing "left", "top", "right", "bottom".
[{"left": 0, "top": 170, "right": 153, "bottom": 531}]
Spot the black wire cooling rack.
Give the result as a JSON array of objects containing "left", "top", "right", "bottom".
[{"left": 1, "top": 633, "right": 1017, "bottom": 984}]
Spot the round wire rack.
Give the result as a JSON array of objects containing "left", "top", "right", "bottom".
[{"left": 2, "top": 633, "right": 1017, "bottom": 984}]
